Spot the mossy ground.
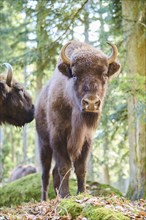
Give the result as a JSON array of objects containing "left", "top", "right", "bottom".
[
  {"left": 0, "top": 173, "right": 122, "bottom": 207},
  {"left": 0, "top": 182, "right": 145, "bottom": 219},
  {"left": 87, "top": 181, "right": 122, "bottom": 197},
  {"left": 0, "top": 194, "right": 131, "bottom": 220},
  {"left": 58, "top": 195, "right": 130, "bottom": 220}
]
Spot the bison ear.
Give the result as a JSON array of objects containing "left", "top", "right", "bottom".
[
  {"left": 107, "top": 61, "right": 121, "bottom": 79},
  {"left": 58, "top": 63, "right": 72, "bottom": 78}
]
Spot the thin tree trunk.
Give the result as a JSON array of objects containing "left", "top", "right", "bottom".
[
  {"left": 23, "top": 65, "right": 27, "bottom": 164},
  {"left": 84, "top": 1, "right": 89, "bottom": 43},
  {"left": 0, "top": 128, "right": 3, "bottom": 182},
  {"left": 35, "top": 0, "right": 48, "bottom": 169},
  {"left": 103, "top": 136, "right": 110, "bottom": 185},
  {"left": 122, "top": 0, "right": 146, "bottom": 200},
  {"left": 99, "top": 0, "right": 106, "bottom": 49}
]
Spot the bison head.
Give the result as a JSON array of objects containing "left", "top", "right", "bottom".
[
  {"left": 58, "top": 41, "right": 120, "bottom": 114},
  {"left": 0, "top": 63, "right": 34, "bottom": 126}
]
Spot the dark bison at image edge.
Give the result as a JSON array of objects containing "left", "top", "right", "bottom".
[
  {"left": 0, "top": 63, "right": 34, "bottom": 126},
  {"left": 35, "top": 40, "right": 121, "bottom": 200}
]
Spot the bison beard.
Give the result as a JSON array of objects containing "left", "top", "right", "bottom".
[{"left": 35, "top": 40, "right": 121, "bottom": 200}]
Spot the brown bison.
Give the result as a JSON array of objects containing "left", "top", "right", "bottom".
[
  {"left": 9, "top": 165, "right": 37, "bottom": 181},
  {"left": 0, "top": 63, "right": 34, "bottom": 126},
  {"left": 35, "top": 40, "right": 121, "bottom": 200}
]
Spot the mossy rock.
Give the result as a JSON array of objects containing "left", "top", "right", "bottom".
[
  {"left": 0, "top": 173, "right": 122, "bottom": 207},
  {"left": 87, "top": 181, "right": 122, "bottom": 197},
  {"left": 58, "top": 195, "right": 130, "bottom": 220}
]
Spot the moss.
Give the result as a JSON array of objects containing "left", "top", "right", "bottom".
[
  {"left": 143, "top": 189, "right": 146, "bottom": 199},
  {"left": 58, "top": 195, "right": 130, "bottom": 220},
  {"left": 87, "top": 181, "right": 122, "bottom": 197},
  {"left": 83, "top": 206, "right": 129, "bottom": 220},
  {"left": 0, "top": 173, "right": 122, "bottom": 207},
  {"left": 0, "top": 173, "right": 40, "bottom": 207},
  {"left": 58, "top": 197, "right": 83, "bottom": 218},
  {"left": 0, "top": 173, "right": 55, "bottom": 207}
]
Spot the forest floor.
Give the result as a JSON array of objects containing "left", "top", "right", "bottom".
[{"left": 0, "top": 195, "right": 146, "bottom": 220}]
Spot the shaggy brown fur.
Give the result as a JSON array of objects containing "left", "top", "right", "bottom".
[
  {"left": 35, "top": 40, "right": 121, "bottom": 200},
  {"left": 0, "top": 64, "right": 34, "bottom": 126}
]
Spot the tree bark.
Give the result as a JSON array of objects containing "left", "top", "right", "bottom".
[
  {"left": 122, "top": 0, "right": 146, "bottom": 200},
  {"left": 22, "top": 65, "right": 27, "bottom": 164},
  {"left": 103, "top": 136, "right": 110, "bottom": 185},
  {"left": 0, "top": 128, "right": 3, "bottom": 182},
  {"left": 35, "top": 0, "right": 48, "bottom": 169}
]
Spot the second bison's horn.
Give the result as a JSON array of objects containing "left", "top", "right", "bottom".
[
  {"left": 107, "top": 42, "right": 118, "bottom": 64},
  {"left": 3, "top": 63, "right": 13, "bottom": 87},
  {"left": 60, "top": 42, "right": 71, "bottom": 65}
]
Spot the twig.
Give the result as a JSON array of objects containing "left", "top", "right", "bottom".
[{"left": 56, "top": 167, "right": 72, "bottom": 200}]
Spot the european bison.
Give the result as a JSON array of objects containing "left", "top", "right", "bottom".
[
  {"left": 9, "top": 165, "right": 37, "bottom": 181},
  {"left": 35, "top": 40, "right": 121, "bottom": 200},
  {"left": 0, "top": 63, "right": 34, "bottom": 126}
]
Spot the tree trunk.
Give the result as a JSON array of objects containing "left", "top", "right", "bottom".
[
  {"left": 22, "top": 65, "right": 27, "bottom": 164},
  {"left": 36, "top": 0, "right": 48, "bottom": 94},
  {"left": 99, "top": 0, "right": 107, "bottom": 49},
  {"left": 122, "top": 0, "right": 146, "bottom": 200},
  {"left": 84, "top": 1, "right": 89, "bottom": 43},
  {"left": 35, "top": 0, "right": 48, "bottom": 169},
  {"left": 0, "top": 128, "right": 3, "bottom": 182},
  {"left": 103, "top": 136, "right": 110, "bottom": 185}
]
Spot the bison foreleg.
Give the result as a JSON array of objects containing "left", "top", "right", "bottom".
[
  {"left": 58, "top": 163, "right": 72, "bottom": 198},
  {"left": 74, "top": 142, "right": 91, "bottom": 194},
  {"left": 53, "top": 150, "right": 72, "bottom": 198}
]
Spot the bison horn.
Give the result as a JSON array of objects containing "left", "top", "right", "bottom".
[
  {"left": 60, "top": 42, "right": 71, "bottom": 65},
  {"left": 2, "top": 63, "right": 13, "bottom": 87},
  {"left": 107, "top": 42, "right": 118, "bottom": 64}
]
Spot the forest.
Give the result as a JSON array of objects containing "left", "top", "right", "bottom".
[{"left": 0, "top": 0, "right": 146, "bottom": 219}]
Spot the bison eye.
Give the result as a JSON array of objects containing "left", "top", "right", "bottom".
[
  {"left": 15, "top": 87, "right": 24, "bottom": 92},
  {"left": 73, "top": 75, "right": 77, "bottom": 80}
]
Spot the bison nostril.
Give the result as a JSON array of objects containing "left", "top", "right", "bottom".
[
  {"left": 83, "top": 100, "right": 89, "bottom": 105},
  {"left": 95, "top": 100, "right": 101, "bottom": 106},
  {"left": 82, "top": 99, "right": 89, "bottom": 109},
  {"left": 94, "top": 100, "right": 101, "bottom": 109}
]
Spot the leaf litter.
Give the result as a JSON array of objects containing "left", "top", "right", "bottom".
[{"left": 0, "top": 195, "right": 146, "bottom": 220}]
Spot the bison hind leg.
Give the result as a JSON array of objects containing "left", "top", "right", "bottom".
[
  {"left": 52, "top": 164, "right": 60, "bottom": 195},
  {"left": 40, "top": 144, "right": 53, "bottom": 201}
]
